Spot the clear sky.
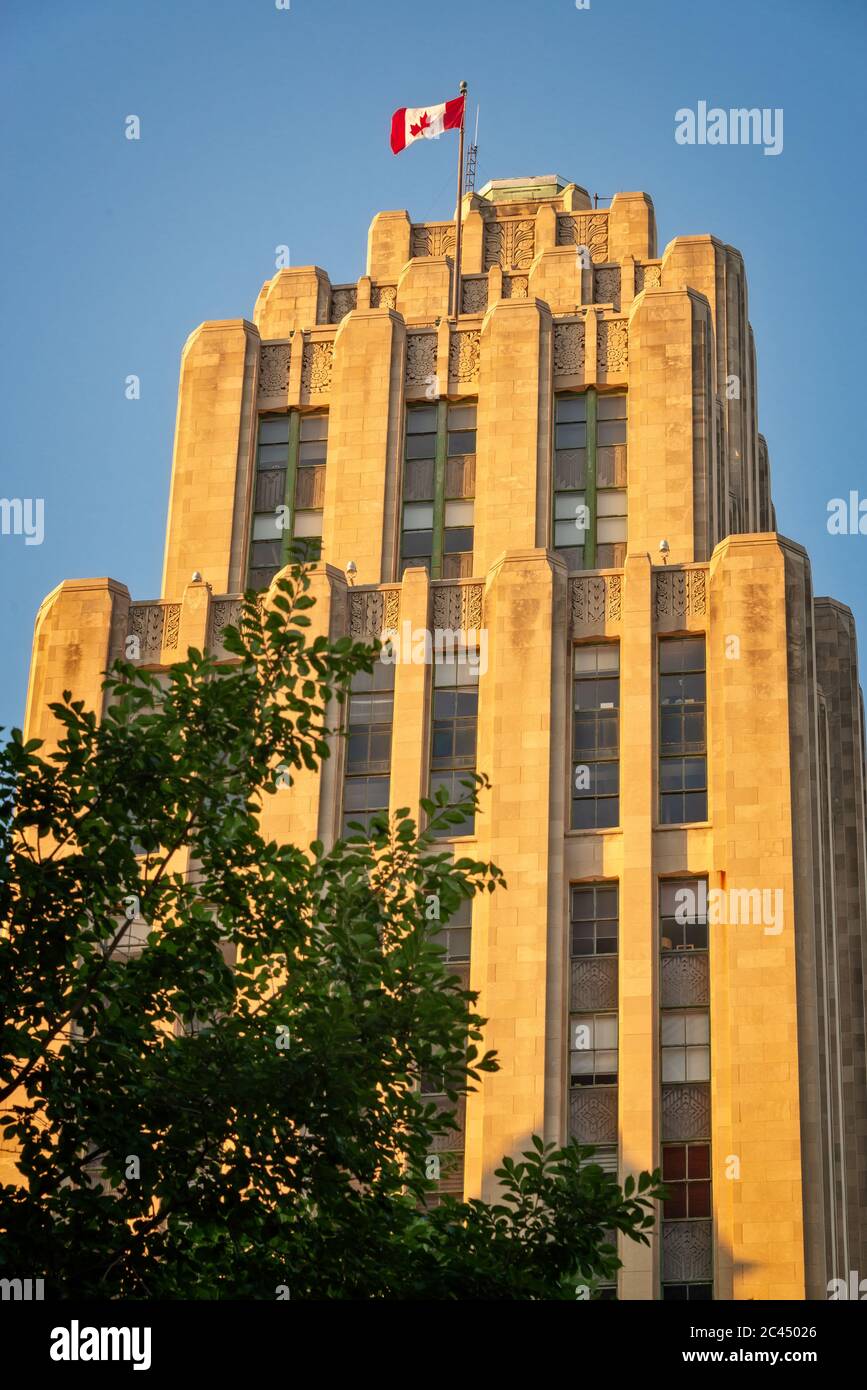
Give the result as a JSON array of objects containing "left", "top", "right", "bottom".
[{"left": 1, "top": 0, "right": 865, "bottom": 733}]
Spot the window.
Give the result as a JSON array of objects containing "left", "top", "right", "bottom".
[
  {"left": 401, "top": 402, "right": 476, "bottom": 578},
  {"left": 341, "top": 658, "right": 394, "bottom": 836},
  {"left": 430, "top": 897, "right": 472, "bottom": 964},
  {"left": 572, "top": 643, "right": 619, "bottom": 829},
  {"left": 663, "top": 1283, "right": 713, "bottom": 1302},
  {"left": 662, "top": 1142, "right": 711, "bottom": 1220},
  {"left": 554, "top": 391, "right": 627, "bottom": 571},
  {"left": 571, "top": 883, "right": 618, "bottom": 957},
  {"left": 660, "top": 879, "right": 708, "bottom": 951},
  {"left": 661, "top": 1010, "right": 710, "bottom": 1083},
  {"left": 659, "top": 637, "right": 707, "bottom": 824},
  {"left": 570, "top": 1013, "right": 618, "bottom": 1086},
  {"left": 429, "top": 647, "right": 479, "bottom": 837},
  {"left": 248, "top": 412, "right": 328, "bottom": 589}
]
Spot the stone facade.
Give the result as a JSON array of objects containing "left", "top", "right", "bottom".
[{"left": 19, "top": 174, "right": 867, "bottom": 1300}]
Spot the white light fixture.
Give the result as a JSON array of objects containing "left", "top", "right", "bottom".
[
  {"left": 345, "top": 560, "right": 357, "bottom": 586},
  {"left": 659, "top": 539, "right": 670, "bottom": 565},
  {"left": 191, "top": 570, "right": 202, "bottom": 582}
]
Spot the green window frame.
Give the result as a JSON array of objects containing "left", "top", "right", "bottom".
[
  {"left": 554, "top": 389, "right": 627, "bottom": 571},
  {"left": 248, "top": 411, "right": 328, "bottom": 590},
  {"left": 401, "top": 401, "right": 476, "bottom": 579}
]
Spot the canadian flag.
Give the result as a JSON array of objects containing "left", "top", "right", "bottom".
[{"left": 390, "top": 96, "right": 465, "bottom": 154}]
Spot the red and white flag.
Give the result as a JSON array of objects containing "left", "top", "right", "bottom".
[{"left": 390, "top": 96, "right": 465, "bottom": 154}]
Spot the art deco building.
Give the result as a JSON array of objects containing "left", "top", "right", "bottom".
[{"left": 21, "top": 174, "right": 867, "bottom": 1300}]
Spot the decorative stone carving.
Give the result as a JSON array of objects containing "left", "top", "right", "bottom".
[
  {"left": 411, "top": 223, "right": 455, "bottom": 258},
  {"left": 662, "top": 1083, "right": 711, "bottom": 1141},
  {"left": 300, "top": 340, "right": 333, "bottom": 392},
  {"left": 597, "top": 318, "right": 628, "bottom": 373},
  {"left": 449, "top": 330, "right": 480, "bottom": 384},
  {"left": 635, "top": 262, "right": 662, "bottom": 292},
  {"left": 571, "top": 957, "right": 618, "bottom": 1011},
  {"left": 655, "top": 568, "right": 708, "bottom": 621},
  {"left": 432, "top": 584, "right": 484, "bottom": 632},
  {"left": 349, "top": 590, "right": 384, "bottom": 640},
  {"left": 461, "top": 277, "right": 488, "bottom": 314},
  {"left": 662, "top": 1220, "right": 713, "bottom": 1283},
  {"left": 570, "top": 1086, "right": 618, "bottom": 1145},
  {"left": 163, "top": 605, "right": 181, "bottom": 651},
  {"left": 383, "top": 589, "right": 401, "bottom": 637},
  {"left": 553, "top": 321, "right": 586, "bottom": 376},
  {"left": 329, "top": 286, "right": 356, "bottom": 322},
  {"left": 556, "top": 212, "right": 609, "bottom": 262},
  {"left": 127, "top": 604, "right": 165, "bottom": 662},
  {"left": 371, "top": 284, "right": 397, "bottom": 310},
  {"left": 503, "top": 274, "right": 529, "bottom": 299},
  {"left": 483, "top": 218, "right": 535, "bottom": 271},
  {"left": 405, "top": 332, "right": 436, "bottom": 386},
  {"left": 569, "top": 575, "right": 622, "bottom": 626},
  {"left": 661, "top": 953, "right": 710, "bottom": 1008},
  {"left": 258, "top": 342, "right": 292, "bottom": 396},
  {"left": 594, "top": 266, "right": 621, "bottom": 311},
  {"left": 208, "top": 599, "right": 244, "bottom": 653}
]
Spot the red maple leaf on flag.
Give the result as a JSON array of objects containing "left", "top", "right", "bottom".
[{"left": 409, "top": 111, "right": 431, "bottom": 138}]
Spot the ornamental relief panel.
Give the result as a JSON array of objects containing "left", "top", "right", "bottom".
[
  {"left": 349, "top": 590, "right": 384, "bottom": 640},
  {"left": 661, "top": 1083, "right": 711, "bottom": 1142},
  {"left": 431, "top": 584, "right": 483, "bottom": 632},
  {"left": 571, "top": 957, "right": 618, "bottom": 1011},
  {"left": 411, "top": 223, "right": 455, "bottom": 259},
  {"left": 503, "top": 274, "right": 529, "bottom": 299},
  {"left": 553, "top": 321, "right": 586, "bottom": 377},
  {"left": 662, "top": 1220, "right": 713, "bottom": 1283},
  {"left": 371, "top": 284, "right": 397, "bottom": 310},
  {"left": 655, "top": 568, "right": 708, "bottom": 621},
  {"left": 483, "top": 217, "right": 535, "bottom": 271},
  {"left": 635, "top": 262, "right": 662, "bottom": 292},
  {"left": 660, "top": 953, "right": 710, "bottom": 1008},
  {"left": 594, "top": 266, "right": 621, "bottom": 311},
  {"left": 569, "top": 574, "right": 622, "bottom": 626},
  {"left": 461, "top": 277, "right": 488, "bottom": 314},
  {"left": 570, "top": 1087, "right": 618, "bottom": 1145},
  {"left": 556, "top": 212, "right": 609, "bottom": 263},
  {"left": 329, "top": 286, "right": 357, "bottom": 323},
  {"left": 127, "top": 604, "right": 167, "bottom": 662},
  {"left": 258, "top": 342, "right": 292, "bottom": 397},
  {"left": 405, "top": 333, "right": 436, "bottom": 387},
  {"left": 300, "top": 340, "right": 333, "bottom": 393},
  {"left": 597, "top": 318, "right": 628, "bottom": 374},
  {"left": 448, "top": 330, "right": 480, "bottom": 384},
  {"left": 208, "top": 599, "right": 244, "bottom": 654}
]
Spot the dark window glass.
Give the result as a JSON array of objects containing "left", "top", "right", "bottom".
[
  {"left": 570, "top": 1013, "right": 618, "bottom": 1086},
  {"left": 662, "top": 1143, "right": 712, "bottom": 1220},
  {"left": 660, "top": 879, "right": 709, "bottom": 951},
  {"left": 571, "top": 883, "right": 618, "bottom": 956},
  {"left": 659, "top": 637, "right": 707, "bottom": 823},
  {"left": 430, "top": 652, "right": 479, "bottom": 837},
  {"left": 342, "top": 658, "right": 394, "bottom": 836},
  {"left": 572, "top": 643, "right": 620, "bottom": 829}
]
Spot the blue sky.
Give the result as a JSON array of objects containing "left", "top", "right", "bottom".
[{"left": 1, "top": 0, "right": 865, "bottom": 732}]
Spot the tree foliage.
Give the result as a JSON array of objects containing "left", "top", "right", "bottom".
[{"left": 0, "top": 567, "right": 662, "bottom": 1298}]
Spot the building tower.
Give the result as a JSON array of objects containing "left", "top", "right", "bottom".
[{"left": 22, "top": 174, "right": 867, "bottom": 1300}]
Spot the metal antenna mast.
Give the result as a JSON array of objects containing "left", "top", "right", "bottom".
[{"left": 465, "top": 105, "right": 480, "bottom": 193}]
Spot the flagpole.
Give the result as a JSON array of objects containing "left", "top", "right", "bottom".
[{"left": 451, "top": 80, "right": 467, "bottom": 320}]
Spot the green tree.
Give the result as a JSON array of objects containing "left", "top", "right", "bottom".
[{"left": 0, "top": 566, "right": 662, "bottom": 1299}]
